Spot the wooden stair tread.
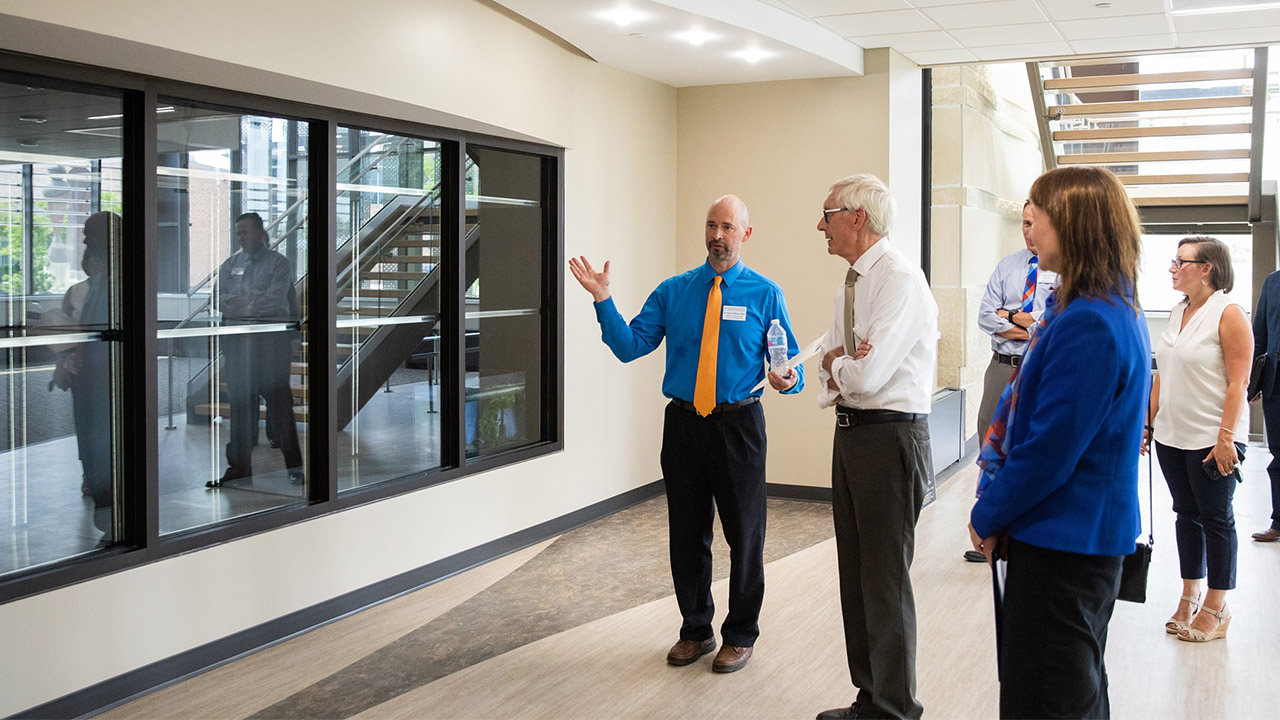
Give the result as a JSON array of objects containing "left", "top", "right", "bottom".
[
  {"left": 1130, "top": 195, "right": 1247, "bottom": 206},
  {"left": 1053, "top": 123, "right": 1250, "bottom": 141},
  {"left": 1058, "top": 148, "right": 1249, "bottom": 164},
  {"left": 1044, "top": 68, "right": 1253, "bottom": 92},
  {"left": 195, "top": 403, "right": 309, "bottom": 421},
  {"left": 1115, "top": 173, "right": 1249, "bottom": 185},
  {"left": 1051, "top": 96, "right": 1252, "bottom": 117}
]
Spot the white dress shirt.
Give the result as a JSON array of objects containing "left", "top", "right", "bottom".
[
  {"left": 977, "top": 248, "right": 1059, "bottom": 356},
  {"left": 818, "top": 237, "right": 938, "bottom": 414}
]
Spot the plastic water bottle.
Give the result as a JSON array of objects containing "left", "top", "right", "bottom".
[{"left": 767, "top": 319, "right": 787, "bottom": 373}]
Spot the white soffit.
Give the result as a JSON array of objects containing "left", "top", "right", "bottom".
[
  {"left": 490, "top": 0, "right": 863, "bottom": 87},
  {"left": 494, "top": 0, "right": 1280, "bottom": 84}
]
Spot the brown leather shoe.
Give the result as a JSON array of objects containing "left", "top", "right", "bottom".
[
  {"left": 711, "top": 644, "right": 752, "bottom": 673},
  {"left": 666, "top": 638, "right": 715, "bottom": 666},
  {"left": 1252, "top": 527, "right": 1280, "bottom": 542}
]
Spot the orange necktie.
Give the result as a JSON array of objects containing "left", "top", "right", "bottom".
[{"left": 693, "top": 276, "right": 723, "bottom": 417}]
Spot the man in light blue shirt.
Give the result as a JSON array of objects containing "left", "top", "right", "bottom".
[
  {"left": 968, "top": 202, "right": 1057, "bottom": 562},
  {"left": 569, "top": 195, "right": 803, "bottom": 674}
]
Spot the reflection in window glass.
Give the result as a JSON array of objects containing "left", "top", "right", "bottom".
[
  {"left": 156, "top": 101, "right": 309, "bottom": 534},
  {"left": 336, "top": 127, "right": 443, "bottom": 491},
  {"left": 0, "top": 78, "right": 123, "bottom": 577},
  {"left": 1139, "top": 234, "right": 1253, "bottom": 313},
  {"left": 465, "top": 147, "right": 544, "bottom": 458}
]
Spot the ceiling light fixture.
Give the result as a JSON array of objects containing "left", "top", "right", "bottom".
[
  {"left": 601, "top": 6, "right": 646, "bottom": 27},
  {"left": 18, "top": 140, "right": 39, "bottom": 147},
  {"left": 87, "top": 113, "right": 124, "bottom": 120},
  {"left": 734, "top": 48, "right": 771, "bottom": 64},
  {"left": 18, "top": 115, "right": 47, "bottom": 124},
  {"left": 1172, "top": 1, "right": 1280, "bottom": 15},
  {"left": 680, "top": 29, "right": 717, "bottom": 46}
]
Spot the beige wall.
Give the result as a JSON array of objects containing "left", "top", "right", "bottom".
[
  {"left": 675, "top": 49, "right": 924, "bottom": 489},
  {"left": 930, "top": 63, "right": 1043, "bottom": 440},
  {"left": 0, "top": 1, "right": 678, "bottom": 715}
]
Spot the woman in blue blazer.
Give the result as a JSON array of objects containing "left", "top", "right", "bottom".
[{"left": 969, "top": 166, "right": 1150, "bottom": 719}]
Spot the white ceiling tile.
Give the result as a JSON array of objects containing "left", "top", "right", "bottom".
[
  {"left": 918, "top": 0, "right": 1047, "bottom": 29},
  {"left": 817, "top": 9, "right": 939, "bottom": 35},
  {"left": 949, "top": 23, "right": 1062, "bottom": 47},
  {"left": 1177, "top": 25, "right": 1280, "bottom": 48},
  {"left": 1070, "top": 33, "right": 1177, "bottom": 55},
  {"left": 782, "top": 0, "right": 910, "bottom": 14},
  {"left": 1173, "top": 8, "right": 1280, "bottom": 33},
  {"left": 903, "top": 48, "right": 981, "bottom": 65},
  {"left": 972, "top": 40, "right": 1072, "bottom": 61},
  {"left": 908, "top": 0, "right": 1005, "bottom": 6},
  {"left": 1056, "top": 13, "right": 1171, "bottom": 40},
  {"left": 849, "top": 30, "right": 961, "bottom": 51},
  {"left": 1038, "top": 0, "right": 1166, "bottom": 22}
]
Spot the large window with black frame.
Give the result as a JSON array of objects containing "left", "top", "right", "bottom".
[
  {"left": 0, "top": 75, "right": 124, "bottom": 575},
  {"left": 0, "top": 56, "right": 562, "bottom": 598},
  {"left": 154, "top": 100, "right": 311, "bottom": 534}
]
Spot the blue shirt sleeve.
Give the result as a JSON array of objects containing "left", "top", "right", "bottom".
[{"left": 593, "top": 288, "right": 667, "bottom": 363}]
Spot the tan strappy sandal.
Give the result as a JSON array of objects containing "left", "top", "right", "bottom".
[
  {"left": 1165, "top": 593, "right": 1202, "bottom": 635},
  {"left": 1178, "top": 604, "right": 1230, "bottom": 642}
]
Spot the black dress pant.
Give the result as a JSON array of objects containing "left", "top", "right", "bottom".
[
  {"left": 831, "top": 417, "right": 931, "bottom": 720},
  {"left": 1154, "top": 442, "right": 1238, "bottom": 589},
  {"left": 998, "top": 538, "right": 1122, "bottom": 719},
  {"left": 224, "top": 332, "right": 302, "bottom": 475},
  {"left": 659, "top": 400, "right": 767, "bottom": 648},
  {"left": 71, "top": 344, "right": 113, "bottom": 538},
  {"left": 1263, "top": 395, "right": 1280, "bottom": 531}
]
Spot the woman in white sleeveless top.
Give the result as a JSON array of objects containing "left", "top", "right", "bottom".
[{"left": 1146, "top": 236, "right": 1252, "bottom": 643}]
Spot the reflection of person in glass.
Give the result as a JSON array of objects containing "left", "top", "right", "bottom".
[
  {"left": 211, "top": 212, "right": 303, "bottom": 487},
  {"left": 56, "top": 213, "right": 116, "bottom": 540}
]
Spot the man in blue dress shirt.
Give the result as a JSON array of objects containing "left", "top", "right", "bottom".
[{"left": 569, "top": 194, "right": 804, "bottom": 674}]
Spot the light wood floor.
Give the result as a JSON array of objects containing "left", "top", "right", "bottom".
[{"left": 103, "top": 453, "right": 1280, "bottom": 719}]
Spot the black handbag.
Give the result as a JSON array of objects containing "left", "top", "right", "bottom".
[
  {"left": 1119, "top": 405, "right": 1155, "bottom": 604},
  {"left": 1247, "top": 353, "right": 1268, "bottom": 402}
]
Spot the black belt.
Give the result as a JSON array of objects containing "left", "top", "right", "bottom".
[
  {"left": 994, "top": 352, "right": 1022, "bottom": 368},
  {"left": 834, "top": 405, "right": 926, "bottom": 428},
  {"left": 671, "top": 396, "right": 759, "bottom": 415}
]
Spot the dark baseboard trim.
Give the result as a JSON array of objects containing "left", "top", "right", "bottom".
[
  {"left": 767, "top": 483, "right": 832, "bottom": 503},
  {"left": 14, "top": 481, "right": 665, "bottom": 720}
]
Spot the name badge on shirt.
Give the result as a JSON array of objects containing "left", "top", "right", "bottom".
[
  {"left": 232, "top": 267, "right": 245, "bottom": 277},
  {"left": 722, "top": 305, "right": 747, "bottom": 321}
]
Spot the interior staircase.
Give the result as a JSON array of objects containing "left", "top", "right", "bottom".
[
  {"left": 185, "top": 152, "right": 480, "bottom": 432},
  {"left": 1028, "top": 46, "right": 1268, "bottom": 222}
]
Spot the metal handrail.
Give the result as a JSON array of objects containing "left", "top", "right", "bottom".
[{"left": 336, "top": 189, "right": 442, "bottom": 301}]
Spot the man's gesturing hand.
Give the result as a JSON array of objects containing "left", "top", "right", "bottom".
[{"left": 569, "top": 256, "right": 612, "bottom": 303}]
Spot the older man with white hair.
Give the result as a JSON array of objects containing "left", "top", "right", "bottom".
[{"left": 813, "top": 175, "right": 937, "bottom": 720}]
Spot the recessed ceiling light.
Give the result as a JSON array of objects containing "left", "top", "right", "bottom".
[
  {"left": 87, "top": 113, "right": 124, "bottom": 120},
  {"left": 600, "top": 6, "right": 646, "bottom": 27},
  {"left": 18, "top": 115, "right": 47, "bottom": 123},
  {"left": 680, "top": 29, "right": 718, "bottom": 46},
  {"left": 734, "top": 48, "right": 772, "bottom": 64},
  {"left": 1173, "top": 1, "right": 1280, "bottom": 15}
]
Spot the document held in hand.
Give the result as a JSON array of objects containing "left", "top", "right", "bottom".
[{"left": 751, "top": 334, "right": 825, "bottom": 393}]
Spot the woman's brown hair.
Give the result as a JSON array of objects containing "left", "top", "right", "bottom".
[
  {"left": 1028, "top": 166, "right": 1143, "bottom": 312},
  {"left": 1178, "top": 235, "right": 1234, "bottom": 293}
]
